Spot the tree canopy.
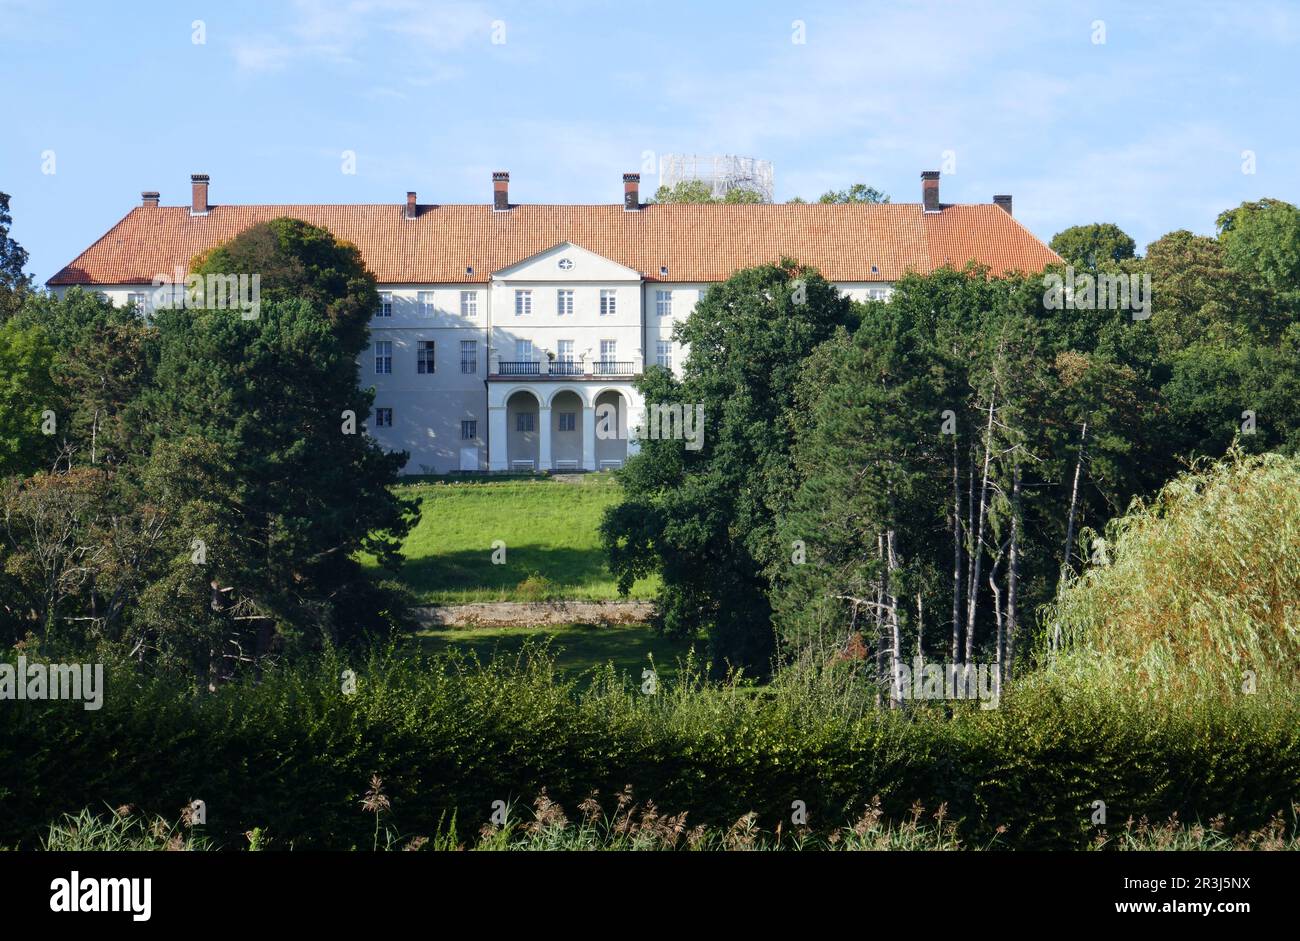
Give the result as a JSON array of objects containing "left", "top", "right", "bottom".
[
  {"left": 650, "top": 180, "right": 766, "bottom": 204},
  {"left": 1049, "top": 223, "right": 1138, "bottom": 268},
  {"left": 0, "top": 192, "right": 33, "bottom": 322}
]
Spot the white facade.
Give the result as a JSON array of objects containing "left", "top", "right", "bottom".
[{"left": 62, "top": 245, "right": 893, "bottom": 476}]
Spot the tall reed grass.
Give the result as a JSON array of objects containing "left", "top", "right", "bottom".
[{"left": 1043, "top": 450, "right": 1300, "bottom": 697}]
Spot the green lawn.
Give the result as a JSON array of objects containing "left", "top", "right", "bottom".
[
  {"left": 374, "top": 473, "right": 659, "bottom": 604},
  {"left": 412, "top": 622, "right": 698, "bottom": 685}
]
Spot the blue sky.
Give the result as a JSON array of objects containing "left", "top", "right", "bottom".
[{"left": 2, "top": 0, "right": 1297, "bottom": 284}]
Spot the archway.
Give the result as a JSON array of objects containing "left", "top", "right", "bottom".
[
  {"left": 594, "top": 389, "right": 630, "bottom": 469},
  {"left": 549, "top": 389, "right": 584, "bottom": 470},
  {"left": 505, "top": 389, "right": 540, "bottom": 470}
]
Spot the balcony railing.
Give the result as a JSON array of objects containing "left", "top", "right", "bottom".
[{"left": 489, "top": 358, "right": 643, "bottom": 378}]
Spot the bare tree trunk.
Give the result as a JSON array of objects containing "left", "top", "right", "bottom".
[
  {"left": 988, "top": 541, "right": 1007, "bottom": 677},
  {"left": 1057, "top": 421, "right": 1087, "bottom": 653},
  {"left": 875, "top": 532, "right": 885, "bottom": 707},
  {"left": 1061, "top": 421, "right": 1088, "bottom": 576},
  {"left": 951, "top": 431, "right": 962, "bottom": 663},
  {"left": 915, "top": 592, "right": 924, "bottom": 663},
  {"left": 965, "top": 392, "right": 996, "bottom": 664},
  {"left": 1006, "top": 463, "right": 1022, "bottom": 679},
  {"left": 885, "top": 529, "right": 902, "bottom": 707},
  {"left": 990, "top": 572, "right": 1003, "bottom": 678},
  {"left": 966, "top": 441, "right": 976, "bottom": 641}
]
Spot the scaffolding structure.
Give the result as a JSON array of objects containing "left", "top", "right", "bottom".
[{"left": 658, "top": 154, "right": 775, "bottom": 203}]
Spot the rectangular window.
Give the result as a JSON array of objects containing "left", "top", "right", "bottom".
[
  {"left": 656, "top": 340, "right": 672, "bottom": 370},
  {"left": 127, "top": 292, "right": 148, "bottom": 314},
  {"left": 516, "top": 412, "right": 534, "bottom": 432},
  {"left": 460, "top": 291, "right": 478, "bottom": 317},
  {"left": 599, "top": 289, "right": 617, "bottom": 316},
  {"left": 516, "top": 339, "right": 533, "bottom": 361},
  {"left": 417, "top": 291, "right": 435, "bottom": 316},
  {"left": 417, "top": 340, "right": 436, "bottom": 374},
  {"left": 461, "top": 420, "right": 477, "bottom": 440},
  {"left": 374, "top": 341, "right": 392, "bottom": 374},
  {"left": 377, "top": 291, "right": 393, "bottom": 317},
  {"left": 556, "top": 289, "right": 573, "bottom": 316},
  {"left": 656, "top": 289, "right": 672, "bottom": 318},
  {"left": 558, "top": 412, "right": 576, "bottom": 432},
  {"left": 556, "top": 339, "right": 574, "bottom": 362},
  {"left": 460, "top": 340, "right": 477, "bottom": 374},
  {"left": 375, "top": 408, "right": 393, "bottom": 428},
  {"left": 599, "top": 339, "right": 616, "bottom": 367},
  {"left": 515, "top": 289, "right": 532, "bottom": 316}
]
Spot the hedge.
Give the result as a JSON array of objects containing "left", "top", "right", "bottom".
[{"left": 1, "top": 649, "right": 1296, "bottom": 850}]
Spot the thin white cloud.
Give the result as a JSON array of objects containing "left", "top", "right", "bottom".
[{"left": 232, "top": 0, "right": 493, "bottom": 72}]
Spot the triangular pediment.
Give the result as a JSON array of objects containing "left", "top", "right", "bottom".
[{"left": 491, "top": 241, "right": 642, "bottom": 281}]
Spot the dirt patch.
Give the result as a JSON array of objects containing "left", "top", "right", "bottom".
[
  {"left": 415, "top": 600, "right": 654, "bottom": 628},
  {"left": 549, "top": 473, "right": 587, "bottom": 484}
]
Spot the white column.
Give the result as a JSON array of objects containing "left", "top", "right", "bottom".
[
  {"left": 488, "top": 405, "right": 508, "bottom": 471},
  {"left": 537, "top": 405, "right": 552, "bottom": 471},
  {"left": 582, "top": 405, "right": 596, "bottom": 470}
]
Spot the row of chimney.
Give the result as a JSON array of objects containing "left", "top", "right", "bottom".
[{"left": 156, "top": 171, "right": 1012, "bottom": 216}]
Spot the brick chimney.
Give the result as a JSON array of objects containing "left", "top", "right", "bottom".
[
  {"left": 921, "top": 171, "right": 940, "bottom": 212},
  {"left": 993, "top": 194, "right": 1013, "bottom": 215},
  {"left": 405, "top": 191, "right": 418, "bottom": 220},
  {"left": 141, "top": 191, "right": 160, "bottom": 208},
  {"left": 623, "top": 173, "right": 640, "bottom": 211},
  {"left": 190, "top": 174, "right": 210, "bottom": 215},
  {"left": 492, "top": 171, "right": 509, "bottom": 211}
]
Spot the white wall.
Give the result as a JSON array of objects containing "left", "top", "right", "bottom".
[
  {"left": 488, "top": 243, "right": 644, "bottom": 373},
  {"left": 365, "top": 284, "right": 486, "bottom": 473},
  {"left": 59, "top": 266, "right": 893, "bottom": 475}
]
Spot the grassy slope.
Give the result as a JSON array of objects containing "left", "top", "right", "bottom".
[{"left": 376, "top": 473, "right": 659, "bottom": 604}]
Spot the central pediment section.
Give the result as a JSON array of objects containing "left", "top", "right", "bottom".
[{"left": 491, "top": 241, "right": 642, "bottom": 283}]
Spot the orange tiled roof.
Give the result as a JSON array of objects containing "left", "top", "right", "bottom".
[{"left": 47, "top": 201, "right": 1061, "bottom": 286}]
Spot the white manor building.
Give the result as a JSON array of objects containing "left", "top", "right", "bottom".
[{"left": 48, "top": 171, "right": 1060, "bottom": 474}]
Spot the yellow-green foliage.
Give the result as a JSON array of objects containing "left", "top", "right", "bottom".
[{"left": 1046, "top": 450, "right": 1300, "bottom": 695}]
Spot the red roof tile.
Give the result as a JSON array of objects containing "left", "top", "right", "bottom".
[{"left": 47, "top": 201, "right": 1061, "bottom": 286}]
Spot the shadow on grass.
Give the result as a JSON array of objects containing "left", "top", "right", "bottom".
[
  {"left": 398, "top": 546, "right": 655, "bottom": 602},
  {"left": 412, "top": 622, "right": 698, "bottom": 686}
]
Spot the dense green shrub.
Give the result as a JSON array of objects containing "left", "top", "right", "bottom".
[{"left": 1, "top": 647, "right": 1296, "bottom": 850}]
